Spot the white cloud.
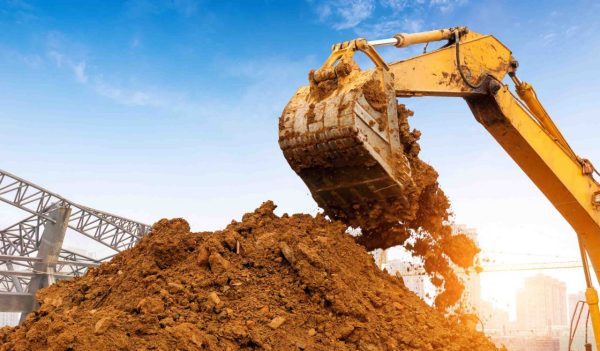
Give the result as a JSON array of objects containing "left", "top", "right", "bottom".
[
  {"left": 1, "top": 0, "right": 38, "bottom": 22},
  {"left": 91, "top": 79, "right": 206, "bottom": 115},
  {"left": 336, "top": 0, "right": 375, "bottom": 29},
  {"left": 429, "top": 0, "right": 466, "bottom": 13},
  {"left": 37, "top": 30, "right": 311, "bottom": 125},
  {"left": 73, "top": 61, "right": 88, "bottom": 83},
  {"left": 223, "top": 55, "right": 317, "bottom": 120},
  {"left": 565, "top": 25, "right": 579, "bottom": 37},
  {"left": 315, "top": 2, "right": 333, "bottom": 21},
  {"left": 47, "top": 49, "right": 64, "bottom": 67},
  {"left": 356, "top": 17, "right": 423, "bottom": 38},
  {"left": 404, "top": 18, "right": 424, "bottom": 32},
  {"left": 94, "top": 81, "right": 153, "bottom": 107},
  {"left": 311, "top": 0, "right": 466, "bottom": 31},
  {"left": 131, "top": 36, "right": 141, "bottom": 49},
  {"left": 379, "top": 0, "right": 410, "bottom": 12},
  {"left": 541, "top": 32, "right": 556, "bottom": 46},
  {"left": 43, "top": 32, "right": 185, "bottom": 111},
  {"left": 93, "top": 76, "right": 228, "bottom": 119},
  {"left": 314, "top": 0, "right": 375, "bottom": 30},
  {"left": 45, "top": 44, "right": 207, "bottom": 114},
  {"left": 0, "top": 46, "right": 43, "bottom": 68},
  {"left": 47, "top": 49, "right": 88, "bottom": 83}
]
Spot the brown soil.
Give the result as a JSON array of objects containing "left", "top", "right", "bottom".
[
  {"left": 0, "top": 202, "right": 499, "bottom": 351},
  {"left": 349, "top": 100, "right": 479, "bottom": 310},
  {"left": 392, "top": 104, "right": 479, "bottom": 310},
  {"left": 361, "top": 78, "right": 389, "bottom": 131}
]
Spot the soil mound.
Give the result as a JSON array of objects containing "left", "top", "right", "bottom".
[{"left": 0, "top": 202, "right": 498, "bottom": 351}]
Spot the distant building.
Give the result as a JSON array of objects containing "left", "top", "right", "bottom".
[
  {"left": 479, "top": 300, "right": 510, "bottom": 334},
  {"left": 493, "top": 335, "right": 560, "bottom": 351},
  {"left": 371, "top": 249, "right": 387, "bottom": 270},
  {"left": 461, "top": 272, "right": 482, "bottom": 313},
  {"left": 382, "top": 224, "right": 482, "bottom": 306},
  {"left": 516, "top": 274, "right": 567, "bottom": 332},
  {"left": 385, "top": 260, "right": 427, "bottom": 299}
]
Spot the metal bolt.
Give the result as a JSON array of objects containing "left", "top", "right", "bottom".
[
  {"left": 488, "top": 80, "right": 502, "bottom": 95},
  {"left": 593, "top": 192, "right": 600, "bottom": 206}
]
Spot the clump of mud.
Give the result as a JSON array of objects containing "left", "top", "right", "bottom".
[
  {"left": 392, "top": 104, "right": 480, "bottom": 309},
  {"left": 0, "top": 202, "right": 498, "bottom": 351}
]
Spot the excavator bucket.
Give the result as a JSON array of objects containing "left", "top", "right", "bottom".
[{"left": 279, "top": 66, "right": 419, "bottom": 238}]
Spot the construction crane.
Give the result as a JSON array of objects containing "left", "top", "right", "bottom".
[
  {"left": 0, "top": 168, "right": 151, "bottom": 322},
  {"left": 279, "top": 27, "right": 600, "bottom": 348}
]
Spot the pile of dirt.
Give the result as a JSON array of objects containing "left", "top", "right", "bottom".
[{"left": 0, "top": 202, "right": 498, "bottom": 351}]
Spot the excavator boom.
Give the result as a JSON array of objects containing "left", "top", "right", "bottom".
[{"left": 279, "top": 27, "right": 600, "bottom": 346}]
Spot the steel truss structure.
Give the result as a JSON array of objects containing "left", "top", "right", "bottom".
[{"left": 0, "top": 168, "right": 151, "bottom": 320}]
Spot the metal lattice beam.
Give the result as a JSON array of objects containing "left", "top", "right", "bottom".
[
  {"left": 0, "top": 169, "right": 151, "bottom": 252},
  {"left": 0, "top": 274, "right": 31, "bottom": 294},
  {"left": 0, "top": 215, "right": 43, "bottom": 257},
  {"left": 68, "top": 205, "right": 146, "bottom": 251},
  {"left": 0, "top": 214, "right": 109, "bottom": 291},
  {"left": 0, "top": 254, "right": 97, "bottom": 294},
  {"left": 0, "top": 168, "right": 152, "bottom": 316}
]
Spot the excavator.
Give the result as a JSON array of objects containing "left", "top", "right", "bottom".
[{"left": 278, "top": 27, "right": 600, "bottom": 349}]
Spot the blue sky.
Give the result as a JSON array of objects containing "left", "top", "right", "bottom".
[{"left": 1, "top": 0, "right": 600, "bottom": 315}]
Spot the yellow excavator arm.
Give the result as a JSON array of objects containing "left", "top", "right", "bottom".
[
  {"left": 279, "top": 27, "right": 600, "bottom": 346},
  {"left": 384, "top": 28, "right": 600, "bottom": 266}
]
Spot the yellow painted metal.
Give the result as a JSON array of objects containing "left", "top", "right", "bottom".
[
  {"left": 321, "top": 39, "right": 389, "bottom": 72},
  {"left": 389, "top": 34, "right": 512, "bottom": 97},
  {"left": 468, "top": 87, "right": 600, "bottom": 278},
  {"left": 382, "top": 30, "right": 600, "bottom": 284},
  {"left": 466, "top": 87, "right": 600, "bottom": 348},
  {"left": 585, "top": 287, "right": 600, "bottom": 350},
  {"left": 514, "top": 80, "right": 579, "bottom": 162},
  {"left": 580, "top": 237, "right": 600, "bottom": 350},
  {"left": 393, "top": 27, "right": 466, "bottom": 47}
]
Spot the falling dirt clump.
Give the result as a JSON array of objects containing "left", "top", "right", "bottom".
[
  {"left": 356, "top": 103, "right": 480, "bottom": 309},
  {"left": 0, "top": 202, "right": 498, "bottom": 351},
  {"left": 442, "top": 234, "right": 480, "bottom": 269},
  {"left": 399, "top": 103, "right": 480, "bottom": 309}
]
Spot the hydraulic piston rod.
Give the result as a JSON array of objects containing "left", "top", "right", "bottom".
[{"left": 367, "top": 26, "right": 468, "bottom": 48}]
